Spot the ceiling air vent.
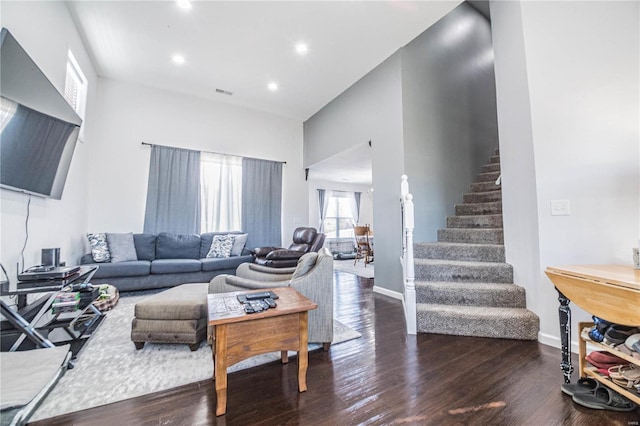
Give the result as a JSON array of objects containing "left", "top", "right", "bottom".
[{"left": 215, "top": 88, "right": 233, "bottom": 96}]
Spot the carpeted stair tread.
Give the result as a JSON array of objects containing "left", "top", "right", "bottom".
[
  {"left": 475, "top": 171, "right": 501, "bottom": 182},
  {"left": 470, "top": 181, "right": 501, "bottom": 193},
  {"left": 415, "top": 281, "right": 527, "bottom": 308},
  {"left": 414, "top": 259, "right": 513, "bottom": 283},
  {"left": 414, "top": 242, "right": 505, "bottom": 262},
  {"left": 455, "top": 202, "right": 502, "bottom": 216},
  {"left": 416, "top": 304, "right": 539, "bottom": 340},
  {"left": 446, "top": 214, "right": 503, "bottom": 229},
  {"left": 413, "top": 150, "right": 540, "bottom": 340},
  {"left": 463, "top": 190, "right": 502, "bottom": 204},
  {"left": 482, "top": 163, "right": 500, "bottom": 173},
  {"left": 437, "top": 228, "right": 504, "bottom": 245}
]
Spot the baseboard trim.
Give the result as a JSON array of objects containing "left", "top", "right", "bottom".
[
  {"left": 372, "top": 285, "right": 403, "bottom": 301},
  {"left": 538, "top": 331, "right": 598, "bottom": 355}
]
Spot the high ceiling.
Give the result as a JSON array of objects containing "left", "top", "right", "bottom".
[{"left": 67, "top": 1, "right": 460, "bottom": 183}]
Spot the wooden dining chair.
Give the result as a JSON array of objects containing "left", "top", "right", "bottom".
[{"left": 353, "top": 225, "right": 373, "bottom": 266}]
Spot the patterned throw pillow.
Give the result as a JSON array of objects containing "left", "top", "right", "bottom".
[
  {"left": 206, "top": 235, "right": 236, "bottom": 258},
  {"left": 87, "top": 233, "right": 111, "bottom": 263}
]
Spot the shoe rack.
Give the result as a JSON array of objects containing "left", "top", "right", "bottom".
[{"left": 579, "top": 321, "right": 640, "bottom": 404}]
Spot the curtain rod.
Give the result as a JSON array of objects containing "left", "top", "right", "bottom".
[{"left": 141, "top": 141, "right": 286, "bottom": 164}]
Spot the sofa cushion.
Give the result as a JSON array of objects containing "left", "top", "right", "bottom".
[
  {"left": 87, "top": 233, "right": 111, "bottom": 263},
  {"left": 91, "top": 261, "right": 151, "bottom": 279},
  {"left": 106, "top": 233, "right": 138, "bottom": 263},
  {"left": 150, "top": 259, "right": 202, "bottom": 274},
  {"left": 133, "top": 233, "right": 156, "bottom": 261},
  {"left": 292, "top": 252, "right": 319, "bottom": 279},
  {"left": 206, "top": 234, "right": 235, "bottom": 258},
  {"left": 200, "top": 255, "right": 252, "bottom": 272},
  {"left": 156, "top": 233, "right": 201, "bottom": 259}
]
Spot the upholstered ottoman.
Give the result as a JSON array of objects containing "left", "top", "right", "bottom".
[{"left": 131, "top": 283, "right": 209, "bottom": 351}]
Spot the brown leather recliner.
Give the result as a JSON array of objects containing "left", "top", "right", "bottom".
[{"left": 251, "top": 227, "right": 326, "bottom": 268}]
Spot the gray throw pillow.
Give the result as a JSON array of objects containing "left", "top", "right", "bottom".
[
  {"left": 206, "top": 235, "right": 236, "bottom": 258},
  {"left": 87, "top": 233, "right": 111, "bottom": 263},
  {"left": 292, "top": 252, "right": 318, "bottom": 279},
  {"left": 106, "top": 233, "right": 138, "bottom": 263},
  {"left": 231, "top": 233, "right": 248, "bottom": 256}
]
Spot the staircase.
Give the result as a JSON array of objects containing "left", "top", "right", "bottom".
[{"left": 415, "top": 150, "right": 539, "bottom": 340}]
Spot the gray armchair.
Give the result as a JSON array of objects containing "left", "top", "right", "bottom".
[{"left": 209, "top": 248, "right": 334, "bottom": 348}]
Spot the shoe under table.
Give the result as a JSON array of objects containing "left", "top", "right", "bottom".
[{"left": 131, "top": 283, "right": 209, "bottom": 351}]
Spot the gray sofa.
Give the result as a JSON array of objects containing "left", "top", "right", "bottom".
[{"left": 80, "top": 232, "right": 253, "bottom": 292}]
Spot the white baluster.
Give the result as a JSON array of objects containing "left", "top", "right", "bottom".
[{"left": 404, "top": 193, "right": 416, "bottom": 335}]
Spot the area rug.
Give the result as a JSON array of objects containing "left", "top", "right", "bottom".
[
  {"left": 333, "top": 259, "right": 375, "bottom": 279},
  {"left": 31, "top": 291, "right": 361, "bottom": 421}
]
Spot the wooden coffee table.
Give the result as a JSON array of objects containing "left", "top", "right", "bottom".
[{"left": 207, "top": 287, "right": 317, "bottom": 416}]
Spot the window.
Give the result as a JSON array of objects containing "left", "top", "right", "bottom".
[
  {"left": 200, "top": 152, "right": 242, "bottom": 232},
  {"left": 0, "top": 97, "right": 17, "bottom": 132},
  {"left": 63, "top": 49, "right": 87, "bottom": 137},
  {"left": 324, "top": 192, "right": 356, "bottom": 239}
]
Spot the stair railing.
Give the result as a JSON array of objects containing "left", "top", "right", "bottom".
[{"left": 400, "top": 175, "right": 417, "bottom": 335}]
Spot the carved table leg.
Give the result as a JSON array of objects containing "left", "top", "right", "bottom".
[{"left": 557, "top": 288, "right": 573, "bottom": 384}]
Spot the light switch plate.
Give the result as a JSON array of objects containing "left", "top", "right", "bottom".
[{"left": 550, "top": 200, "right": 571, "bottom": 216}]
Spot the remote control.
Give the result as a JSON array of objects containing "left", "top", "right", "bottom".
[
  {"left": 264, "top": 298, "right": 276, "bottom": 308},
  {"left": 249, "top": 300, "right": 264, "bottom": 312},
  {"left": 246, "top": 291, "right": 273, "bottom": 300},
  {"left": 243, "top": 304, "right": 255, "bottom": 314},
  {"left": 238, "top": 291, "right": 279, "bottom": 304}
]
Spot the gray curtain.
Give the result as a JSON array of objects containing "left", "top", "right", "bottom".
[
  {"left": 242, "top": 158, "right": 282, "bottom": 249},
  {"left": 317, "top": 189, "right": 330, "bottom": 232},
  {"left": 143, "top": 145, "right": 201, "bottom": 234},
  {"left": 354, "top": 191, "right": 362, "bottom": 224}
]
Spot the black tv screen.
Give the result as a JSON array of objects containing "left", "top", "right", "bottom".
[{"left": 0, "top": 28, "right": 82, "bottom": 200}]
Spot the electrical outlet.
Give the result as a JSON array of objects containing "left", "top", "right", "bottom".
[{"left": 550, "top": 200, "right": 571, "bottom": 216}]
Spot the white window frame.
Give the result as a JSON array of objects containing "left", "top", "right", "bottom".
[
  {"left": 324, "top": 192, "right": 356, "bottom": 239},
  {"left": 64, "top": 49, "right": 87, "bottom": 139}
]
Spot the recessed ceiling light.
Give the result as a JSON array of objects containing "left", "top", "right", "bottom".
[
  {"left": 295, "top": 42, "right": 308, "bottom": 55},
  {"left": 267, "top": 82, "right": 278, "bottom": 92},
  {"left": 172, "top": 54, "right": 185, "bottom": 65},
  {"left": 176, "top": 0, "right": 192, "bottom": 10}
]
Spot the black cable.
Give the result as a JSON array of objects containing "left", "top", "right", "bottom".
[
  {"left": 19, "top": 194, "right": 31, "bottom": 272},
  {"left": 0, "top": 262, "right": 8, "bottom": 282}
]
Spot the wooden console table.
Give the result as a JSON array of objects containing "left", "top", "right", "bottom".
[
  {"left": 545, "top": 265, "right": 640, "bottom": 384},
  {"left": 207, "top": 287, "right": 317, "bottom": 416}
]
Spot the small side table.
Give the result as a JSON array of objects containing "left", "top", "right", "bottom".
[
  {"left": 207, "top": 287, "right": 317, "bottom": 416},
  {"left": 0, "top": 266, "right": 103, "bottom": 359}
]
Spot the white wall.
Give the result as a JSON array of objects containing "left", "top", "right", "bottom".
[
  {"left": 492, "top": 1, "right": 639, "bottom": 347},
  {"left": 87, "top": 78, "right": 306, "bottom": 246},
  {"left": 490, "top": 0, "right": 542, "bottom": 326},
  {"left": 0, "top": 2, "right": 98, "bottom": 283}
]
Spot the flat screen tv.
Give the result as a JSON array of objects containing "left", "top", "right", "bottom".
[{"left": 0, "top": 27, "right": 82, "bottom": 200}]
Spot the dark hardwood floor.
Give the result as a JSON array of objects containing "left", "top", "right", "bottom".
[{"left": 32, "top": 271, "right": 638, "bottom": 425}]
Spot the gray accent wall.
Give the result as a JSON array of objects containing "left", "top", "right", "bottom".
[
  {"left": 304, "top": 2, "right": 499, "bottom": 293},
  {"left": 304, "top": 54, "right": 405, "bottom": 293},
  {"left": 402, "top": 2, "right": 498, "bottom": 243}
]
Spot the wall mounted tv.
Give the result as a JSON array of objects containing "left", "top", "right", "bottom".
[{"left": 0, "top": 27, "right": 82, "bottom": 200}]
